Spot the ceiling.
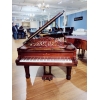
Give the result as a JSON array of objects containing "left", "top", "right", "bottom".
[{"left": 12, "top": 0, "right": 87, "bottom": 21}]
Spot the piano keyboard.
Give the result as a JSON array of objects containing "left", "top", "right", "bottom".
[{"left": 19, "top": 58, "right": 72, "bottom": 63}]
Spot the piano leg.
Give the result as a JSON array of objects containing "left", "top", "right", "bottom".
[
  {"left": 49, "top": 66, "right": 53, "bottom": 80},
  {"left": 49, "top": 66, "right": 51, "bottom": 74},
  {"left": 24, "top": 66, "right": 30, "bottom": 79},
  {"left": 82, "top": 49, "right": 85, "bottom": 58},
  {"left": 43, "top": 66, "right": 46, "bottom": 75},
  {"left": 42, "top": 66, "right": 53, "bottom": 81},
  {"left": 78, "top": 48, "right": 81, "bottom": 55},
  {"left": 66, "top": 66, "right": 72, "bottom": 80},
  {"left": 78, "top": 49, "right": 85, "bottom": 59}
]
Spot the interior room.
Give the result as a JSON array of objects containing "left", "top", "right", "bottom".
[{"left": 12, "top": 0, "right": 87, "bottom": 100}]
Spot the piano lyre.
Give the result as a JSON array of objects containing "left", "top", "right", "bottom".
[{"left": 15, "top": 10, "right": 78, "bottom": 81}]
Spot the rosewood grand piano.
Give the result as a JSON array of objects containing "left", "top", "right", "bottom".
[{"left": 15, "top": 11, "right": 78, "bottom": 81}]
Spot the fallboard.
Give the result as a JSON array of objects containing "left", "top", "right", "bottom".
[{"left": 19, "top": 52, "right": 75, "bottom": 59}]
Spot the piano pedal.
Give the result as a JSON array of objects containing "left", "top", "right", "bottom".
[{"left": 42, "top": 74, "right": 53, "bottom": 81}]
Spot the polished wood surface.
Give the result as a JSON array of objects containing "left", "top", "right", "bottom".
[
  {"left": 16, "top": 10, "right": 77, "bottom": 80},
  {"left": 66, "top": 36, "right": 87, "bottom": 58},
  {"left": 66, "top": 36, "right": 87, "bottom": 50},
  {"left": 12, "top": 39, "right": 87, "bottom": 100},
  {"left": 16, "top": 36, "right": 77, "bottom": 80}
]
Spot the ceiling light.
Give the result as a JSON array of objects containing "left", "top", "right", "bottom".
[
  {"left": 28, "top": 13, "right": 35, "bottom": 17},
  {"left": 71, "top": 1, "right": 73, "bottom": 3},
  {"left": 37, "top": 0, "right": 49, "bottom": 11},
  {"left": 80, "top": 0, "right": 87, "bottom": 2},
  {"left": 58, "top": 1, "right": 62, "bottom": 4}
]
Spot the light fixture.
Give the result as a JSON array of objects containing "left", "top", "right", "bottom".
[
  {"left": 80, "top": 0, "right": 87, "bottom": 2},
  {"left": 37, "top": 0, "right": 49, "bottom": 11},
  {"left": 58, "top": 0, "right": 62, "bottom": 4},
  {"left": 27, "top": 13, "right": 35, "bottom": 17}
]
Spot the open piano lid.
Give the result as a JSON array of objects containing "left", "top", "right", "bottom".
[{"left": 23, "top": 10, "right": 65, "bottom": 45}]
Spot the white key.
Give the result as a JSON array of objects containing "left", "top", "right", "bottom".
[{"left": 19, "top": 58, "right": 72, "bottom": 63}]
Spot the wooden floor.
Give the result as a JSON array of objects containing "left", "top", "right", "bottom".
[{"left": 12, "top": 38, "right": 87, "bottom": 100}]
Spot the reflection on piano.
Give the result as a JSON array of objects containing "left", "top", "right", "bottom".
[{"left": 15, "top": 11, "right": 78, "bottom": 81}]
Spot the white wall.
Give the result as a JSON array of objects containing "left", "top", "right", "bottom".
[
  {"left": 14, "top": 21, "right": 22, "bottom": 26},
  {"left": 30, "top": 21, "right": 36, "bottom": 28},
  {"left": 30, "top": 21, "right": 39, "bottom": 29},
  {"left": 36, "top": 20, "right": 39, "bottom": 30}
]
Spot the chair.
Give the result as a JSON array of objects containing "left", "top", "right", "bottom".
[
  {"left": 65, "top": 27, "right": 74, "bottom": 35},
  {"left": 18, "top": 29, "right": 28, "bottom": 39}
]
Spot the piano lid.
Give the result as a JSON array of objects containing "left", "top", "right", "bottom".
[{"left": 23, "top": 10, "right": 65, "bottom": 45}]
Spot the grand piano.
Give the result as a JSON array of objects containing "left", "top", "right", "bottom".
[
  {"left": 66, "top": 35, "right": 87, "bottom": 59},
  {"left": 15, "top": 11, "right": 78, "bottom": 81}
]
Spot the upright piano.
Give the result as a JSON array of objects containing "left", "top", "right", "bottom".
[{"left": 15, "top": 11, "right": 78, "bottom": 81}]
